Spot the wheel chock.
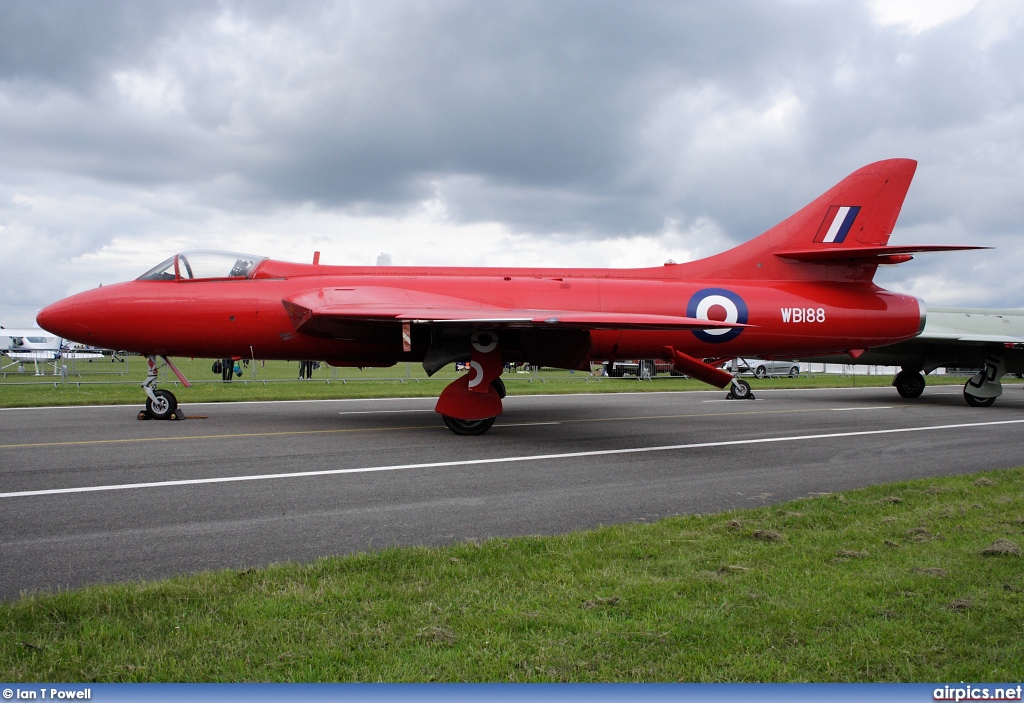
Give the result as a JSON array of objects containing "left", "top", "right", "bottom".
[
  {"left": 171, "top": 409, "right": 186, "bottom": 420},
  {"left": 138, "top": 410, "right": 151, "bottom": 420}
]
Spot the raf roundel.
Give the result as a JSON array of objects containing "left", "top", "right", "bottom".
[{"left": 686, "top": 288, "right": 748, "bottom": 343}]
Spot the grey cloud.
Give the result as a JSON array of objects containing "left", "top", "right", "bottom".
[
  {"left": 2, "top": 0, "right": 1024, "bottom": 323},
  {"left": 2, "top": 1, "right": 885, "bottom": 225},
  {"left": 0, "top": 1, "right": 209, "bottom": 90}
]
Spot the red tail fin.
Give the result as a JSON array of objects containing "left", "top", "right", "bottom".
[{"left": 688, "top": 158, "right": 919, "bottom": 282}]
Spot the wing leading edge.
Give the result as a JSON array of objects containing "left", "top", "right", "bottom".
[{"left": 281, "top": 286, "right": 748, "bottom": 336}]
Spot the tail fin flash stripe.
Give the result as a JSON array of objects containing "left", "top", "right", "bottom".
[{"left": 814, "top": 205, "right": 860, "bottom": 244}]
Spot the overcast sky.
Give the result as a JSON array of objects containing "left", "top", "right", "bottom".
[{"left": 2, "top": 0, "right": 1022, "bottom": 326}]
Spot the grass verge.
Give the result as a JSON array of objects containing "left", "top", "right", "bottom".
[
  {"left": 2, "top": 467, "right": 1022, "bottom": 681},
  {"left": 0, "top": 358, "right": 978, "bottom": 408}
]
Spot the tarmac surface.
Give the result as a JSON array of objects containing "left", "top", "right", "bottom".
[{"left": 2, "top": 384, "right": 1024, "bottom": 600}]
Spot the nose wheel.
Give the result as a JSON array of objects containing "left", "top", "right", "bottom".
[
  {"left": 726, "top": 378, "right": 754, "bottom": 400},
  {"left": 143, "top": 389, "right": 179, "bottom": 420},
  {"left": 139, "top": 354, "right": 190, "bottom": 420}
]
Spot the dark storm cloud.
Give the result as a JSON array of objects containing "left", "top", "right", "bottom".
[
  {"left": 231, "top": 2, "right": 682, "bottom": 207},
  {"left": 251, "top": 0, "right": 869, "bottom": 232},
  {"left": 0, "top": 1, "right": 200, "bottom": 89},
  {"left": 2, "top": 0, "right": 1024, "bottom": 323},
  {"left": 0, "top": 0, "right": 889, "bottom": 233}
]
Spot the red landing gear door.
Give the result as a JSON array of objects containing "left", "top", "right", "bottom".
[{"left": 666, "top": 347, "right": 734, "bottom": 389}]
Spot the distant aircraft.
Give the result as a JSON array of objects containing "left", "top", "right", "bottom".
[
  {"left": 792, "top": 306, "right": 1024, "bottom": 406},
  {"left": 37, "top": 158, "right": 981, "bottom": 433},
  {"left": 2, "top": 327, "right": 64, "bottom": 375},
  {"left": 1, "top": 327, "right": 106, "bottom": 376}
]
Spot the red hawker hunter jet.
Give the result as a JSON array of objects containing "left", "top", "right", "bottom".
[{"left": 37, "top": 158, "right": 978, "bottom": 434}]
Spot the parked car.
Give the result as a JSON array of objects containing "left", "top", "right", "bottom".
[
  {"left": 601, "top": 359, "right": 678, "bottom": 378},
  {"left": 731, "top": 358, "right": 800, "bottom": 378}
]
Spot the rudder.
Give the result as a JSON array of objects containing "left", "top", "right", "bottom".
[{"left": 793, "top": 158, "right": 916, "bottom": 248}]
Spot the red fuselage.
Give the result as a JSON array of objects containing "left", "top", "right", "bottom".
[{"left": 37, "top": 259, "right": 923, "bottom": 365}]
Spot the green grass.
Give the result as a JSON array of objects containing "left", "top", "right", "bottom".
[
  {"left": 2, "top": 468, "right": 1022, "bottom": 681},
  {"left": 0, "top": 356, "right": 976, "bottom": 408}
]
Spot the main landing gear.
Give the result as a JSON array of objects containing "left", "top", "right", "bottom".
[
  {"left": 892, "top": 359, "right": 1010, "bottom": 407},
  {"left": 893, "top": 368, "right": 926, "bottom": 399},
  {"left": 435, "top": 331, "right": 505, "bottom": 435},
  {"left": 442, "top": 415, "right": 497, "bottom": 436},
  {"left": 139, "top": 355, "right": 190, "bottom": 420},
  {"left": 963, "top": 356, "right": 1004, "bottom": 407}
]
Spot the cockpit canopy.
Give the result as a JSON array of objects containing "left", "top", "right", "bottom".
[{"left": 138, "top": 251, "right": 267, "bottom": 281}]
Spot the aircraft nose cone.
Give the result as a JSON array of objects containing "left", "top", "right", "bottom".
[{"left": 36, "top": 296, "right": 78, "bottom": 339}]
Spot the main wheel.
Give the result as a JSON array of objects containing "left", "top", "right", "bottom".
[
  {"left": 893, "top": 369, "right": 926, "bottom": 399},
  {"left": 963, "top": 383, "right": 996, "bottom": 407},
  {"left": 491, "top": 377, "right": 507, "bottom": 399},
  {"left": 754, "top": 365, "right": 767, "bottom": 378},
  {"left": 442, "top": 415, "right": 496, "bottom": 436},
  {"left": 146, "top": 389, "right": 178, "bottom": 420}
]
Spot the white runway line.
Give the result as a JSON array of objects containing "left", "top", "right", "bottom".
[
  {"left": 831, "top": 406, "right": 893, "bottom": 411},
  {"left": 3, "top": 418, "right": 1023, "bottom": 500},
  {"left": 338, "top": 409, "right": 436, "bottom": 415}
]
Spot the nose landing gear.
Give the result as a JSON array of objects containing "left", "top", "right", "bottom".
[{"left": 139, "top": 355, "right": 191, "bottom": 420}]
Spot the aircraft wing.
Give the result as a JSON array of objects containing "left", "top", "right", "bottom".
[
  {"left": 916, "top": 308, "right": 1024, "bottom": 345},
  {"left": 395, "top": 309, "right": 745, "bottom": 329},
  {"left": 0, "top": 327, "right": 59, "bottom": 338},
  {"left": 787, "top": 306, "right": 1024, "bottom": 374},
  {"left": 917, "top": 331, "right": 1024, "bottom": 344},
  {"left": 61, "top": 350, "right": 106, "bottom": 360},
  {"left": 281, "top": 287, "right": 747, "bottom": 334},
  {"left": 4, "top": 350, "right": 59, "bottom": 361}
]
